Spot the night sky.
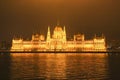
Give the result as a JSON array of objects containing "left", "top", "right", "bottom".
[{"left": 0, "top": 0, "right": 120, "bottom": 42}]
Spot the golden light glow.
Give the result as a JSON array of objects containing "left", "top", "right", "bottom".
[
  {"left": 11, "top": 25, "right": 106, "bottom": 51},
  {"left": 46, "top": 54, "right": 66, "bottom": 79}
]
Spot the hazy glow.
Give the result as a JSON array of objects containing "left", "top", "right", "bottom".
[{"left": 0, "top": 0, "right": 119, "bottom": 42}]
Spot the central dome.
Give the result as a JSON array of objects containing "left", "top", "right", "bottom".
[
  {"left": 54, "top": 26, "right": 63, "bottom": 31},
  {"left": 53, "top": 26, "right": 65, "bottom": 39}
]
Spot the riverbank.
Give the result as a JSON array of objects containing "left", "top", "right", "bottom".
[{"left": 0, "top": 50, "right": 120, "bottom": 53}]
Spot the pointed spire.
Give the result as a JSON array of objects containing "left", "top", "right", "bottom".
[
  {"left": 63, "top": 26, "right": 66, "bottom": 34},
  {"left": 48, "top": 26, "right": 50, "bottom": 33},
  {"left": 47, "top": 26, "right": 50, "bottom": 36},
  {"left": 47, "top": 26, "right": 51, "bottom": 41},
  {"left": 57, "top": 19, "right": 60, "bottom": 26},
  {"left": 63, "top": 25, "right": 66, "bottom": 41},
  {"left": 102, "top": 33, "right": 104, "bottom": 37},
  {"left": 94, "top": 34, "right": 96, "bottom": 38}
]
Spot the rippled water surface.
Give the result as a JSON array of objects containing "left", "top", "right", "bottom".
[{"left": 0, "top": 53, "right": 120, "bottom": 80}]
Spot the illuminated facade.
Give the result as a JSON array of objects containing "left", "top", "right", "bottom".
[{"left": 11, "top": 25, "right": 106, "bottom": 51}]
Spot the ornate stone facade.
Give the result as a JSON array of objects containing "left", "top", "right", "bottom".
[{"left": 11, "top": 25, "right": 106, "bottom": 51}]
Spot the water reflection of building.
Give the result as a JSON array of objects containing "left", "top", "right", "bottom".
[
  {"left": 45, "top": 54, "right": 66, "bottom": 79},
  {"left": 10, "top": 54, "right": 47, "bottom": 80},
  {"left": 65, "top": 54, "right": 109, "bottom": 79},
  {"left": 11, "top": 25, "right": 106, "bottom": 51}
]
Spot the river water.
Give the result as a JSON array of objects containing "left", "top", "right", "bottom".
[{"left": 0, "top": 53, "right": 120, "bottom": 80}]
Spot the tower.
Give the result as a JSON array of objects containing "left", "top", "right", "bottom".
[
  {"left": 47, "top": 26, "right": 51, "bottom": 42},
  {"left": 63, "top": 26, "right": 66, "bottom": 41}
]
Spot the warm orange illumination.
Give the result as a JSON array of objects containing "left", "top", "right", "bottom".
[{"left": 11, "top": 25, "right": 106, "bottom": 51}]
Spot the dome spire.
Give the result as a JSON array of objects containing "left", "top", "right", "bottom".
[{"left": 57, "top": 19, "right": 60, "bottom": 26}]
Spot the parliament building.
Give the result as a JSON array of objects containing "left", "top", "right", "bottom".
[{"left": 11, "top": 25, "right": 106, "bottom": 51}]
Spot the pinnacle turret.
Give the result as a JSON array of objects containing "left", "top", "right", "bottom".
[{"left": 47, "top": 26, "right": 51, "bottom": 41}]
